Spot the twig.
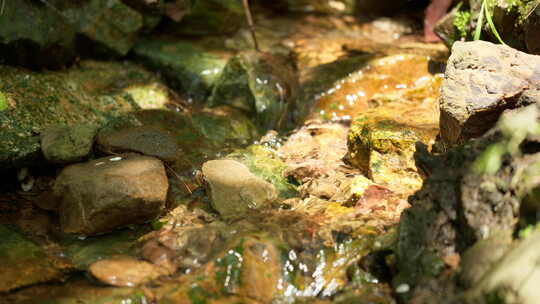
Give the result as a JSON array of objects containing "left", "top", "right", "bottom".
[{"left": 242, "top": 0, "right": 260, "bottom": 52}]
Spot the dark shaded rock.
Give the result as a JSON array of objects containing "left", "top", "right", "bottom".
[
  {"left": 171, "top": 0, "right": 243, "bottom": 35},
  {"left": 0, "top": 60, "right": 175, "bottom": 168},
  {"left": 97, "top": 125, "right": 179, "bottom": 162},
  {"left": 0, "top": 0, "right": 77, "bottom": 68},
  {"left": 394, "top": 129, "right": 506, "bottom": 301},
  {"left": 433, "top": 6, "right": 460, "bottom": 46},
  {"left": 60, "top": 0, "right": 144, "bottom": 55},
  {"left": 355, "top": 0, "right": 410, "bottom": 15},
  {"left": 0, "top": 225, "right": 64, "bottom": 292},
  {"left": 440, "top": 41, "right": 540, "bottom": 147},
  {"left": 524, "top": 6, "right": 540, "bottom": 55},
  {"left": 460, "top": 167, "right": 520, "bottom": 242},
  {"left": 89, "top": 256, "right": 165, "bottom": 287},
  {"left": 53, "top": 154, "right": 168, "bottom": 235},
  {"left": 0, "top": 0, "right": 144, "bottom": 65},
  {"left": 202, "top": 159, "right": 277, "bottom": 219},
  {"left": 133, "top": 38, "right": 229, "bottom": 101},
  {"left": 209, "top": 51, "right": 299, "bottom": 131},
  {"left": 41, "top": 124, "right": 98, "bottom": 164}
]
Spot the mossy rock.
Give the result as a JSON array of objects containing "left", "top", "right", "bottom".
[
  {"left": 133, "top": 38, "right": 229, "bottom": 101},
  {"left": 347, "top": 119, "right": 432, "bottom": 195},
  {"left": 0, "top": 225, "right": 64, "bottom": 292},
  {"left": 0, "top": 0, "right": 77, "bottom": 68},
  {"left": 227, "top": 144, "right": 298, "bottom": 199},
  {"left": 60, "top": 0, "right": 143, "bottom": 55},
  {"left": 0, "top": 60, "right": 174, "bottom": 168},
  {"left": 209, "top": 51, "right": 299, "bottom": 131}
]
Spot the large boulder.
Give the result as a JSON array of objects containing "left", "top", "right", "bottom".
[
  {"left": 202, "top": 159, "right": 277, "bottom": 219},
  {"left": 53, "top": 154, "right": 168, "bottom": 235},
  {"left": 439, "top": 41, "right": 540, "bottom": 147}
]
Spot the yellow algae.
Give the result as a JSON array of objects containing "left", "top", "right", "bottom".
[{"left": 310, "top": 55, "right": 442, "bottom": 122}]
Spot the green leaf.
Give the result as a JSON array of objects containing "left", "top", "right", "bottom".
[
  {"left": 474, "top": 0, "right": 486, "bottom": 40},
  {"left": 484, "top": 0, "right": 506, "bottom": 44}
]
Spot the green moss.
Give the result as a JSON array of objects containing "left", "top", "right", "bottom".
[
  {"left": 187, "top": 285, "right": 214, "bottom": 304},
  {"left": 0, "top": 225, "right": 62, "bottom": 292},
  {"left": 227, "top": 145, "right": 298, "bottom": 199},
  {"left": 454, "top": 10, "right": 472, "bottom": 39},
  {"left": 133, "top": 38, "right": 228, "bottom": 100},
  {"left": 0, "top": 91, "right": 7, "bottom": 111},
  {"left": 0, "top": 60, "right": 168, "bottom": 168}
]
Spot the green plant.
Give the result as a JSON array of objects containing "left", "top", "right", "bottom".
[
  {"left": 454, "top": 9, "right": 472, "bottom": 39},
  {"left": 474, "top": 0, "right": 506, "bottom": 44}
]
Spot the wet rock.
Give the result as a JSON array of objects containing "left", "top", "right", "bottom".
[
  {"left": 0, "top": 60, "right": 176, "bottom": 168},
  {"left": 132, "top": 106, "right": 259, "bottom": 173},
  {"left": 202, "top": 159, "right": 278, "bottom": 219},
  {"left": 209, "top": 51, "right": 299, "bottom": 131},
  {"left": 459, "top": 231, "right": 513, "bottom": 288},
  {"left": 225, "top": 237, "right": 282, "bottom": 302},
  {"left": 41, "top": 124, "right": 98, "bottom": 164},
  {"left": 89, "top": 256, "right": 164, "bottom": 287},
  {"left": 133, "top": 38, "right": 229, "bottom": 100},
  {"left": 0, "top": 225, "right": 64, "bottom": 292},
  {"left": 96, "top": 125, "right": 179, "bottom": 163},
  {"left": 4, "top": 277, "right": 149, "bottom": 304},
  {"left": 227, "top": 144, "right": 298, "bottom": 199},
  {"left": 463, "top": 230, "right": 540, "bottom": 304},
  {"left": 347, "top": 120, "right": 434, "bottom": 196},
  {"left": 54, "top": 154, "right": 168, "bottom": 235},
  {"left": 62, "top": 228, "right": 146, "bottom": 270},
  {"left": 0, "top": 0, "right": 76, "bottom": 68},
  {"left": 439, "top": 41, "right": 540, "bottom": 147}
]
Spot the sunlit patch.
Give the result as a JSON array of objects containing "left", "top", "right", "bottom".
[{"left": 109, "top": 157, "right": 123, "bottom": 161}]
